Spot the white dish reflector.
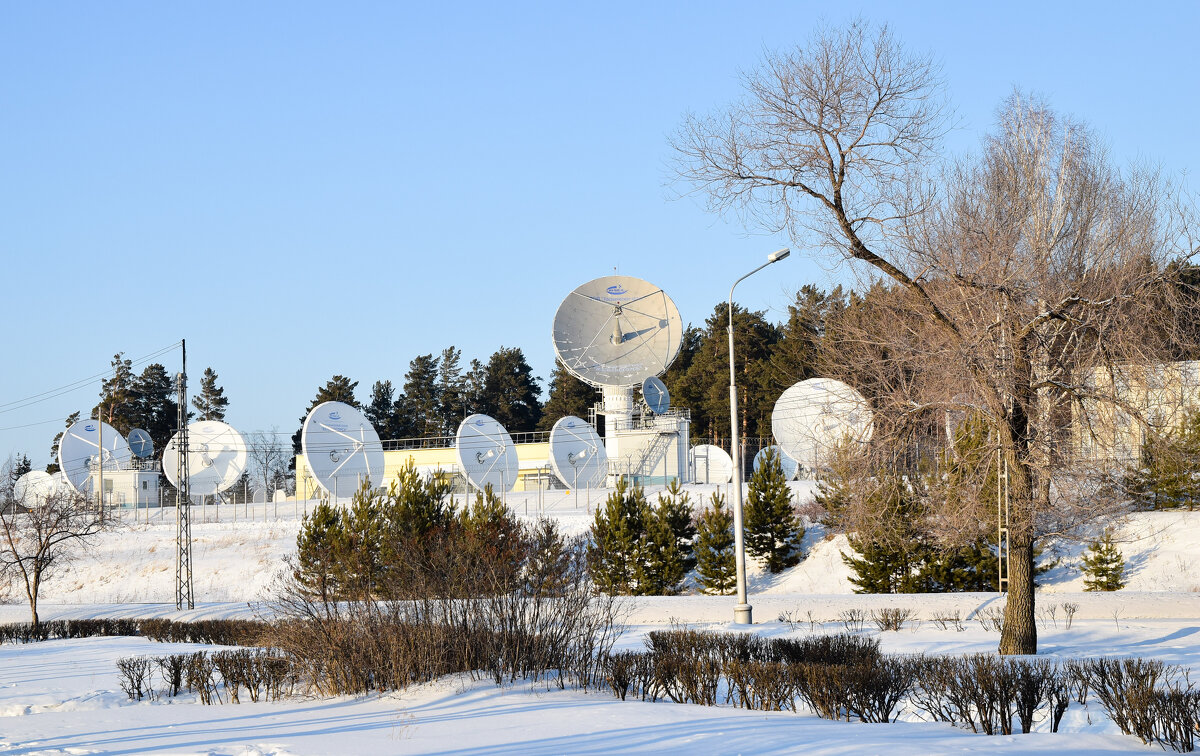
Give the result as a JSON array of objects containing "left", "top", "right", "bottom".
[
  {"left": 692, "top": 444, "right": 734, "bottom": 484},
  {"left": 163, "top": 420, "right": 249, "bottom": 496},
  {"left": 771, "top": 378, "right": 873, "bottom": 468},
  {"left": 301, "top": 401, "right": 385, "bottom": 499},
  {"left": 57, "top": 419, "right": 132, "bottom": 494},
  {"left": 455, "top": 414, "right": 518, "bottom": 493},
  {"left": 548, "top": 416, "right": 606, "bottom": 489}
]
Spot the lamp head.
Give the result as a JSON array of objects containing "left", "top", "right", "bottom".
[{"left": 768, "top": 248, "right": 791, "bottom": 263}]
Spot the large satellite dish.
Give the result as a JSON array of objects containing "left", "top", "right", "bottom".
[
  {"left": 301, "top": 401, "right": 385, "bottom": 498},
  {"left": 772, "top": 378, "right": 873, "bottom": 467},
  {"left": 642, "top": 376, "right": 671, "bottom": 414},
  {"left": 456, "top": 414, "right": 518, "bottom": 493},
  {"left": 548, "top": 416, "right": 607, "bottom": 489},
  {"left": 753, "top": 445, "right": 799, "bottom": 481},
  {"left": 127, "top": 428, "right": 154, "bottom": 459},
  {"left": 163, "top": 420, "right": 248, "bottom": 496},
  {"left": 14, "top": 470, "right": 61, "bottom": 508},
  {"left": 552, "top": 276, "right": 683, "bottom": 387},
  {"left": 58, "top": 419, "right": 132, "bottom": 494},
  {"left": 693, "top": 444, "right": 734, "bottom": 484}
]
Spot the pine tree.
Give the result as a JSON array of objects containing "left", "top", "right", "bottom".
[
  {"left": 131, "top": 363, "right": 179, "bottom": 456},
  {"left": 744, "top": 447, "right": 803, "bottom": 572},
  {"left": 9, "top": 454, "right": 32, "bottom": 485},
  {"left": 364, "top": 380, "right": 401, "bottom": 441},
  {"left": 1124, "top": 410, "right": 1200, "bottom": 510},
  {"left": 46, "top": 411, "right": 81, "bottom": 474},
  {"left": 537, "top": 361, "right": 597, "bottom": 430},
  {"left": 479, "top": 346, "right": 543, "bottom": 431},
  {"left": 95, "top": 353, "right": 137, "bottom": 434},
  {"left": 587, "top": 479, "right": 647, "bottom": 595},
  {"left": 398, "top": 353, "right": 441, "bottom": 437},
  {"left": 191, "top": 367, "right": 229, "bottom": 421},
  {"left": 636, "top": 502, "right": 686, "bottom": 595},
  {"left": 694, "top": 490, "right": 736, "bottom": 595},
  {"left": 1081, "top": 528, "right": 1127, "bottom": 592},
  {"left": 435, "top": 346, "right": 467, "bottom": 435},
  {"left": 656, "top": 479, "right": 697, "bottom": 572},
  {"left": 295, "top": 498, "right": 348, "bottom": 602}
]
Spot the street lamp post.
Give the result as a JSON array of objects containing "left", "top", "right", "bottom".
[{"left": 728, "top": 247, "right": 790, "bottom": 624}]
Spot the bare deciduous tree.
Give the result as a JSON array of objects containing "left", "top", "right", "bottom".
[
  {"left": 672, "top": 21, "right": 1197, "bottom": 654},
  {"left": 0, "top": 458, "right": 112, "bottom": 627},
  {"left": 246, "top": 430, "right": 287, "bottom": 503}
]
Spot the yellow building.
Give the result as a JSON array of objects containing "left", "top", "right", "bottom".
[
  {"left": 295, "top": 436, "right": 555, "bottom": 499},
  {"left": 1075, "top": 360, "right": 1200, "bottom": 462}
]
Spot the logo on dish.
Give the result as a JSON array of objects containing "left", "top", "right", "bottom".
[
  {"left": 474, "top": 419, "right": 486, "bottom": 427},
  {"left": 85, "top": 424, "right": 96, "bottom": 432},
  {"left": 329, "top": 411, "right": 342, "bottom": 421},
  {"left": 565, "top": 421, "right": 576, "bottom": 429},
  {"left": 606, "top": 285, "right": 627, "bottom": 297}
]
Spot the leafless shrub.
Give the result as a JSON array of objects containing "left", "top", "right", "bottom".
[
  {"left": 156, "top": 654, "right": 185, "bottom": 697},
  {"left": 975, "top": 607, "right": 1005, "bottom": 632},
  {"left": 871, "top": 607, "right": 916, "bottom": 632},
  {"left": 839, "top": 609, "right": 866, "bottom": 633},
  {"left": 1077, "top": 657, "right": 1182, "bottom": 745},
  {"left": 930, "top": 610, "right": 963, "bottom": 632},
  {"left": 116, "top": 656, "right": 156, "bottom": 701},
  {"left": 1061, "top": 602, "right": 1079, "bottom": 629},
  {"left": 602, "top": 651, "right": 639, "bottom": 701}
]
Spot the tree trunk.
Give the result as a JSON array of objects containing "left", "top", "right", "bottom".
[{"left": 999, "top": 531, "right": 1037, "bottom": 654}]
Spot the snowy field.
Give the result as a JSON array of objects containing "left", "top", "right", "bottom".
[{"left": 3, "top": 482, "right": 1200, "bottom": 754}]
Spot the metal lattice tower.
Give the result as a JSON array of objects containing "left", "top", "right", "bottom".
[{"left": 175, "top": 339, "right": 194, "bottom": 610}]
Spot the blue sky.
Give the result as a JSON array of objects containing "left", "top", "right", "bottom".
[{"left": 1, "top": 2, "right": 1196, "bottom": 465}]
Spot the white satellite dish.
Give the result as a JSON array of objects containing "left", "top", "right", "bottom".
[
  {"left": 552, "top": 276, "right": 683, "bottom": 387},
  {"left": 58, "top": 419, "right": 132, "bottom": 494},
  {"left": 14, "top": 470, "right": 59, "bottom": 507},
  {"left": 163, "top": 420, "right": 248, "bottom": 496},
  {"left": 548, "top": 416, "right": 607, "bottom": 489},
  {"left": 455, "top": 414, "right": 518, "bottom": 493},
  {"left": 128, "top": 428, "right": 154, "bottom": 459},
  {"left": 642, "top": 376, "right": 671, "bottom": 414},
  {"left": 772, "top": 378, "right": 873, "bottom": 468},
  {"left": 752, "top": 445, "right": 799, "bottom": 481},
  {"left": 301, "top": 401, "right": 385, "bottom": 498},
  {"left": 692, "top": 444, "right": 734, "bottom": 484}
]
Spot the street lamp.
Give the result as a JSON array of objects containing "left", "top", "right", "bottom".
[{"left": 728, "top": 247, "right": 790, "bottom": 624}]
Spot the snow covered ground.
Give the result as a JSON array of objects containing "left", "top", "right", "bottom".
[{"left": 2, "top": 482, "right": 1199, "bottom": 754}]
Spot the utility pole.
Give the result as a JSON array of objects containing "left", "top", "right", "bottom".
[{"left": 175, "top": 339, "right": 193, "bottom": 610}]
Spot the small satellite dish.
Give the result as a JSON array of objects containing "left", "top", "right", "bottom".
[
  {"left": 163, "top": 420, "right": 248, "bottom": 496},
  {"left": 752, "top": 445, "right": 800, "bottom": 481},
  {"left": 127, "top": 428, "right": 154, "bottom": 459},
  {"left": 58, "top": 419, "right": 132, "bottom": 494},
  {"left": 14, "top": 470, "right": 59, "bottom": 507},
  {"left": 548, "top": 416, "right": 607, "bottom": 489},
  {"left": 772, "top": 378, "right": 873, "bottom": 467},
  {"left": 301, "top": 401, "right": 385, "bottom": 498},
  {"left": 692, "top": 444, "right": 734, "bottom": 484},
  {"left": 642, "top": 376, "right": 671, "bottom": 414},
  {"left": 552, "top": 276, "right": 683, "bottom": 387},
  {"left": 455, "top": 413, "right": 518, "bottom": 493}
]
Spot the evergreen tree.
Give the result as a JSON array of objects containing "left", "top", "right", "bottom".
[
  {"left": 9, "top": 454, "right": 32, "bottom": 485},
  {"left": 436, "top": 346, "right": 467, "bottom": 435},
  {"left": 340, "top": 480, "right": 386, "bottom": 597},
  {"left": 478, "top": 346, "right": 543, "bottom": 431},
  {"left": 191, "top": 367, "right": 229, "bottom": 421},
  {"left": 637, "top": 502, "right": 686, "bottom": 595},
  {"left": 463, "top": 358, "right": 487, "bottom": 415},
  {"left": 744, "top": 447, "right": 803, "bottom": 572},
  {"left": 1081, "top": 528, "right": 1127, "bottom": 592},
  {"left": 292, "top": 375, "right": 359, "bottom": 456},
  {"left": 364, "top": 380, "right": 401, "bottom": 441},
  {"left": 537, "top": 361, "right": 596, "bottom": 431},
  {"left": 768, "top": 285, "right": 847, "bottom": 390},
  {"left": 294, "top": 498, "right": 348, "bottom": 602},
  {"left": 398, "top": 353, "right": 441, "bottom": 437},
  {"left": 131, "top": 363, "right": 179, "bottom": 456},
  {"left": 46, "top": 411, "right": 81, "bottom": 474},
  {"left": 1124, "top": 410, "right": 1200, "bottom": 510},
  {"left": 694, "top": 490, "right": 736, "bottom": 595},
  {"left": 587, "top": 479, "right": 647, "bottom": 595},
  {"left": 94, "top": 353, "right": 137, "bottom": 435},
  {"left": 656, "top": 479, "right": 697, "bottom": 572}
]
